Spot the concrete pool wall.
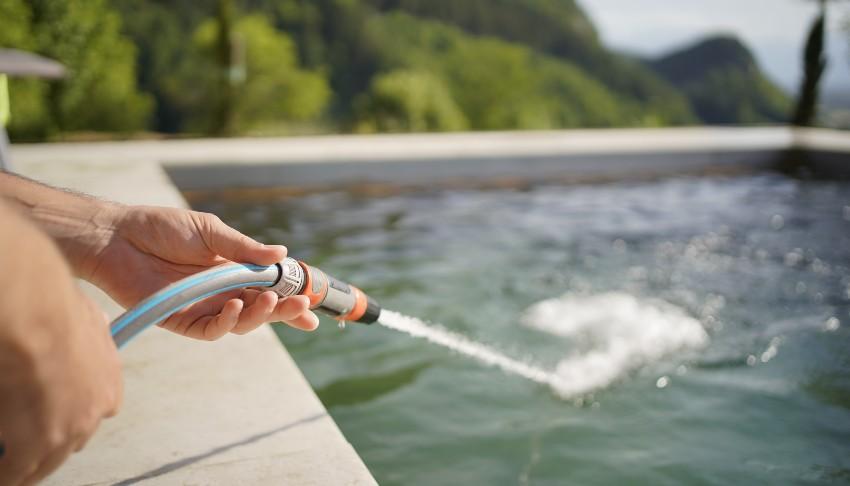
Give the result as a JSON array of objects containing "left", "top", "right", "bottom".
[
  {"left": 9, "top": 126, "right": 850, "bottom": 485},
  {"left": 169, "top": 127, "right": 844, "bottom": 190}
]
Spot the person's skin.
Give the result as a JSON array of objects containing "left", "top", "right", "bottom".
[
  {"left": 0, "top": 202, "right": 122, "bottom": 486},
  {"left": 0, "top": 172, "right": 320, "bottom": 338}
]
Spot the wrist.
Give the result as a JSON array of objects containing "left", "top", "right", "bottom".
[
  {"left": 31, "top": 198, "right": 125, "bottom": 280},
  {"left": 0, "top": 172, "right": 127, "bottom": 280}
]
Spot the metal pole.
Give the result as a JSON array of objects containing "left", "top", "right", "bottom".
[
  {"left": 0, "top": 74, "right": 11, "bottom": 172},
  {"left": 0, "top": 126, "right": 10, "bottom": 173}
]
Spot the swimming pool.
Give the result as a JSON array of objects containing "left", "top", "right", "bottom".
[{"left": 195, "top": 173, "right": 850, "bottom": 485}]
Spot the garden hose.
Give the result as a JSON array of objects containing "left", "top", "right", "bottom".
[{"left": 110, "top": 257, "right": 380, "bottom": 348}]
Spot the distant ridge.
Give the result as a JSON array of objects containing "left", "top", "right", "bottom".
[{"left": 650, "top": 35, "right": 791, "bottom": 124}]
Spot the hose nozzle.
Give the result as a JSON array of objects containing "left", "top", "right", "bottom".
[{"left": 269, "top": 258, "right": 380, "bottom": 324}]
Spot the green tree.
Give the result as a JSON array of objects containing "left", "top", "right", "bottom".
[
  {"left": 0, "top": 0, "right": 33, "bottom": 48},
  {"left": 275, "top": 0, "right": 327, "bottom": 69},
  {"left": 354, "top": 69, "right": 468, "bottom": 132},
  {"left": 365, "top": 13, "right": 650, "bottom": 130},
  {"left": 113, "top": 0, "right": 213, "bottom": 133},
  {"left": 360, "top": 0, "right": 695, "bottom": 125},
  {"left": 0, "top": 0, "right": 51, "bottom": 140},
  {"left": 29, "top": 0, "right": 152, "bottom": 133},
  {"left": 173, "top": 14, "right": 330, "bottom": 134},
  {"left": 792, "top": 0, "right": 828, "bottom": 126},
  {"left": 1, "top": 0, "right": 152, "bottom": 139}
]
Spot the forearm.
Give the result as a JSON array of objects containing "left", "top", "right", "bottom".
[
  {"left": 0, "top": 172, "right": 120, "bottom": 279},
  {"left": 0, "top": 201, "right": 76, "bottom": 341},
  {"left": 0, "top": 201, "right": 122, "bottom": 485}
]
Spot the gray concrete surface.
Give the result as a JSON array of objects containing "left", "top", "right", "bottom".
[
  {"left": 13, "top": 126, "right": 797, "bottom": 166},
  {"left": 155, "top": 127, "right": 849, "bottom": 190},
  {"left": 13, "top": 128, "right": 849, "bottom": 194},
  {"left": 10, "top": 157, "right": 376, "bottom": 485}
]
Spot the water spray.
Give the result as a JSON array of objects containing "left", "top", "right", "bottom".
[{"left": 110, "top": 257, "right": 380, "bottom": 348}]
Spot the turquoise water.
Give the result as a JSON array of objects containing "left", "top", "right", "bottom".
[{"left": 196, "top": 174, "right": 850, "bottom": 485}]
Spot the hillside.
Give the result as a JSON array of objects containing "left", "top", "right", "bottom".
[
  {"left": 359, "top": 0, "right": 696, "bottom": 125},
  {"left": 650, "top": 36, "right": 791, "bottom": 124},
  {"left": 355, "top": 13, "right": 639, "bottom": 131},
  {"left": 1, "top": 0, "right": 793, "bottom": 139}
]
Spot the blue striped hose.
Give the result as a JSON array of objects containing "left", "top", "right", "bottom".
[{"left": 110, "top": 263, "right": 281, "bottom": 348}]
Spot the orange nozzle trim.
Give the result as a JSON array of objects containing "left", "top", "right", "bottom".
[
  {"left": 340, "top": 286, "right": 368, "bottom": 322},
  {"left": 297, "top": 261, "right": 328, "bottom": 308}
]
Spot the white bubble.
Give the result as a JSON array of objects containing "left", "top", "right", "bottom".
[
  {"left": 770, "top": 214, "right": 785, "bottom": 230},
  {"left": 824, "top": 317, "right": 840, "bottom": 332},
  {"left": 627, "top": 266, "right": 648, "bottom": 280},
  {"left": 811, "top": 258, "right": 829, "bottom": 275},
  {"left": 760, "top": 337, "right": 782, "bottom": 363},
  {"left": 676, "top": 364, "right": 688, "bottom": 375},
  {"left": 656, "top": 376, "right": 670, "bottom": 389},
  {"left": 784, "top": 249, "right": 804, "bottom": 267},
  {"left": 612, "top": 239, "right": 627, "bottom": 253},
  {"left": 746, "top": 355, "right": 757, "bottom": 366}
]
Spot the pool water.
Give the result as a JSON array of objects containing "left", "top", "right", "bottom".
[{"left": 195, "top": 174, "right": 850, "bottom": 485}]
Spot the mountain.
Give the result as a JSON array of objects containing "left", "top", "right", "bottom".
[
  {"left": 359, "top": 0, "right": 696, "bottom": 125},
  {"left": 355, "top": 12, "right": 645, "bottom": 131},
  {"left": 650, "top": 36, "right": 791, "bottom": 124}
]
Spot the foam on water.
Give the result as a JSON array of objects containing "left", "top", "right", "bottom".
[
  {"left": 521, "top": 292, "right": 709, "bottom": 397},
  {"left": 378, "top": 292, "right": 708, "bottom": 399}
]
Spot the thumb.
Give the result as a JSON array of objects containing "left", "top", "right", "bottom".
[{"left": 199, "top": 213, "right": 287, "bottom": 265}]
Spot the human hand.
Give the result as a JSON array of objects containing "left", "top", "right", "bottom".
[
  {"left": 85, "top": 206, "right": 319, "bottom": 340},
  {"left": 0, "top": 208, "right": 122, "bottom": 486}
]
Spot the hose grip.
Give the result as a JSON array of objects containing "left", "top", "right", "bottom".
[{"left": 268, "top": 257, "right": 306, "bottom": 297}]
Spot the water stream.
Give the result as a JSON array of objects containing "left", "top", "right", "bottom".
[{"left": 377, "top": 310, "right": 560, "bottom": 390}]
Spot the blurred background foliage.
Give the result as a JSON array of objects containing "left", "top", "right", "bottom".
[
  {"left": 3, "top": 0, "right": 153, "bottom": 140},
  {"left": 0, "top": 0, "right": 803, "bottom": 140},
  {"left": 169, "top": 14, "right": 330, "bottom": 134}
]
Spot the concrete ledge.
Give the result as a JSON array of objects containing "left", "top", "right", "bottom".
[
  {"left": 150, "top": 127, "right": 847, "bottom": 191},
  {"left": 14, "top": 128, "right": 848, "bottom": 195},
  {"left": 13, "top": 127, "right": 799, "bottom": 166},
  {"left": 168, "top": 150, "right": 778, "bottom": 194},
  {"left": 10, "top": 157, "right": 376, "bottom": 485}
]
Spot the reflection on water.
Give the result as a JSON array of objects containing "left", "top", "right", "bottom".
[
  {"left": 196, "top": 174, "right": 850, "bottom": 485},
  {"left": 316, "top": 362, "right": 431, "bottom": 407}
]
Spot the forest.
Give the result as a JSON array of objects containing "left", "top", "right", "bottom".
[{"left": 0, "top": 0, "right": 793, "bottom": 140}]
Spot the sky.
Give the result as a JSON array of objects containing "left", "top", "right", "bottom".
[{"left": 578, "top": 0, "right": 850, "bottom": 95}]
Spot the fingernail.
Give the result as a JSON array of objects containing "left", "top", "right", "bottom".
[{"left": 265, "top": 244, "right": 287, "bottom": 257}]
